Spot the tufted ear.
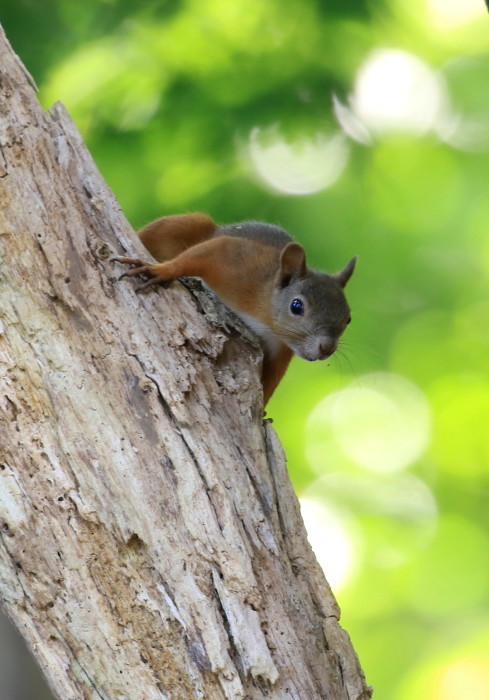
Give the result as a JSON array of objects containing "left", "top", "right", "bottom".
[
  {"left": 278, "top": 243, "right": 306, "bottom": 287},
  {"left": 335, "top": 256, "right": 357, "bottom": 288}
]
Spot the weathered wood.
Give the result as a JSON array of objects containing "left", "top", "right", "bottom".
[{"left": 0, "top": 24, "right": 371, "bottom": 700}]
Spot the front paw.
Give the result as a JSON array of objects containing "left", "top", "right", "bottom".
[
  {"left": 111, "top": 256, "right": 170, "bottom": 291},
  {"left": 111, "top": 256, "right": 148, "bottom": 279}
]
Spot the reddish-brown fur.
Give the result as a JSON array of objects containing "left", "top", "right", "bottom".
[
  {"left": 139, "top": 212, "right": 217, "bottom": 262},
  {"left": 118, "top": 213, "right": 294, "bottom": 403},
  {"left": 114, "top": 212, "right": 354, "bottom": 405}
]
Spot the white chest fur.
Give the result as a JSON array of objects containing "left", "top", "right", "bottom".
[
  {"left": 199, "top": 280, "right": 283, "bottom": 357},
  {"left": 234, "top": 310, "right": 282, "bottom": 357}
]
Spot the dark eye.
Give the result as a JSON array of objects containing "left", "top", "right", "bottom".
[
  {"left": 290, "top": 298, "right": 304, "bottom": 316},
  {"left": 346, "top": 316, "right": 352, "bottom": 325}
]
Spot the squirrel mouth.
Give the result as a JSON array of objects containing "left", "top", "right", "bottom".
[
  {"left": 292, "top": 340, "right": 337, "bottom": 362},
  {"left": 290, "top": 342, "right": 335, "bottom": 362},
  {"left": 299, "top": 352, "right": 319, "bottom": 362},
  {"left": 300, "top": 351, "right": 334, "bottom": 362}
]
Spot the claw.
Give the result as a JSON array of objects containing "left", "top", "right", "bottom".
[
  {"left": 136, "top": 277, "right": 170, "bottom": 292},
  {"left": 111, "top": 255, "right": 146, "bottom": 266},
  {"left": 112, "top": 254, "right": 169, "bottom": 291},
  {"left": 119, "top": 266, "right": 150, "bottom": 280}
]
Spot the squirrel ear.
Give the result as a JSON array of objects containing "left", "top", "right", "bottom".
[
  {"left": 335, "top": 256, "right": 357, "bottom": 288},
  {"left": 279, "top": 243, "right": 306, "bottom": 287}
]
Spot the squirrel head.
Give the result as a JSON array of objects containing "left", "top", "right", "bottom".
[{"left": 271, "top": 243, "right": 356, "bottom": 361}]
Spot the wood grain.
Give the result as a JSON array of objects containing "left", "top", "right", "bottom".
[{"left": 0, "top": 25, "right": 371, "bottom": 700}]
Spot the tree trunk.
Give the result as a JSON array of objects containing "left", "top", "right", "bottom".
[{"left": 0, "top": 24, "right": 371, "bottom": 700}]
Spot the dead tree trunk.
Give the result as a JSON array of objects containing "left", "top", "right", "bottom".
[{"left": 0, "top": 24, "right": 371, "bottom": 700}]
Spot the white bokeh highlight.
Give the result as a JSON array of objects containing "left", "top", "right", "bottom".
[
  {"left": 427, "top": 0, "right": 484, "bottom": 30},
  {"left": 247, "top": 125, "right": 350, "bottom": 195},
  {"left": 350, "top": 49, "right": 449, "bottom": 137},
  {"left": 307, "top": 372, "right": 432, "bottom": 474},
  {"left": 299, "top": 498, "right": 360, "bottom": 591}
]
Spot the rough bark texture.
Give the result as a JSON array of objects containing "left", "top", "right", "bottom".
[{"left": 0, "top": 25, "right": 371, "bottom": 700}]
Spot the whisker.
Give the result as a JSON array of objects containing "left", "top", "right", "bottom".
[
  {"left": 331, "top": 350, "right": 345, "bottom": 383},
  {"left": 270, "top": 321, "right": 307, "bottom": 340},
  {"left": 341, "top": 340, "right": 386, "bottom": 361},
  {"left": 335, "top": 346, "right": 360, "bottom": 385}
]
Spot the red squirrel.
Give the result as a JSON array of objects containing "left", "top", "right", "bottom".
[{"left": 112, "top": 213, "right": 356, "bottom": 405}]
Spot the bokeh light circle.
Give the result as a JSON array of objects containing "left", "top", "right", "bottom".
[{"left": 307, "top": 372, "right": 432, "bottom": 474}]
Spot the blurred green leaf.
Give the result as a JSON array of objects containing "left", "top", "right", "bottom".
[{"left": 2, "top": 1, "right": 489, "bottom": 697}]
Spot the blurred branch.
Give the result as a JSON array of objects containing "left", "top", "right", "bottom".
[{"left": 0, "top": 23, "right": 371, "bottom": 700}]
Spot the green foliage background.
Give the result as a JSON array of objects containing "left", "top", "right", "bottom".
[{"left": 2, "top": 1, "right": 489, "bottom": 698}]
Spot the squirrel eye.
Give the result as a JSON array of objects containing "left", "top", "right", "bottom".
[{"left": 290, "top": 298, "right": 304, "bottom": 316}]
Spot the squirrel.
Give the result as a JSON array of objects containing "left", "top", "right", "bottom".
[{"left": 112, "top": 213, "right": 356, "bottom": 405}]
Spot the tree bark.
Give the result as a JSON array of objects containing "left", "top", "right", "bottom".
[{"left": 0, "top": 24, "right": 371, "bottom": 700}]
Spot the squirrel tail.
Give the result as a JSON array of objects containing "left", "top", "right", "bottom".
[{"left": 139, "top": 213, "right": 217, "bottom": 262}]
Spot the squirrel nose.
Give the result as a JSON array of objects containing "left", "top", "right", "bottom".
[{"left": 318, "top": 337, "right": 336, "bottom": 359}]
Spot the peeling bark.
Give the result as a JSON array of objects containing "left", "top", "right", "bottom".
[{"left": 0, "top": 24, "right": 371, "bottom": 700}]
